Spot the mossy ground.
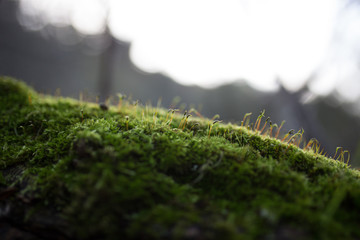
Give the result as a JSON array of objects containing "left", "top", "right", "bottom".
[{"left": 1, "top": 77, "right": 360, "bottom": 240}]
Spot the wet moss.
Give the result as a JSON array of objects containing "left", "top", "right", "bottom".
[{"left": 1, "top": 77, "right": 360, "bottom": 239}]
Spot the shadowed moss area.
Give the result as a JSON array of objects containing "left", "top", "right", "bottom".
[{"left": 1, "top": 77, "right": 360, "bottom": 240}]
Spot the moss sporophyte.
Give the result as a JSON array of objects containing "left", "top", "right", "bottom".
[{"left": 1, "top": 76, "right": 360, "bottom": 240}]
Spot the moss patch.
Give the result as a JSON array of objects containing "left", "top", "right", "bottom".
[{"left": 1, "top": 77, "right": 360, "bottom": 239}]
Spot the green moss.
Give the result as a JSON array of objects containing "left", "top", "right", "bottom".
[
  {"left": 0, "top": 76, "right": 36, "bottom": 109},
  {"left": 1, "top": 77, "right": 360, "bottom": 239}
]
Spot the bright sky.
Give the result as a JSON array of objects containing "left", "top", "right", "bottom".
[{"left": 17, "top": 0, "right": 360, "bottom": 101}]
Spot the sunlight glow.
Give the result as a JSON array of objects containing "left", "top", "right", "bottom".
[
  {"left": 109, "top": 0, "right": 339, "bottom": 91},
  {"left": 16, "top": 0, "right": 360, "bottom": 100}
]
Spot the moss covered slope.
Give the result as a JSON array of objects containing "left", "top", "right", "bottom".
[{"left": 1, "top": 77, "right": 360, "bottom": 240}]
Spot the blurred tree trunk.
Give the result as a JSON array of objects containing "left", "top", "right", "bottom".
[{"left": 98, "top": 26, "right": 116, "bottom": 103}]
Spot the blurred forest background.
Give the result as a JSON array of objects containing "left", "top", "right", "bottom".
[{"left": 1, "top": 0, "right": 360, "bottom": 166}]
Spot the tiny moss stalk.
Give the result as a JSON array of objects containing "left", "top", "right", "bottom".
[
  {"left": 241, "top": 112, "right": 252, "bottom": 127},
  {"left": 208, "top": 120, "right": 222, "bottom": 138},
  {"left": 178, "top": 111, "right": 188, "bottom": 129},
  {"left": 281, "top": 129, "right": 295, "bottom": 142},
  {"left": 182, "top": 114, "right": 191, "bottom": 130},
  {"left": 28, "top": 92, "right": 32, "bottom": 105},
  {"left": 254, "top": 110, "right": 265, "bottom": 132},
  {"left": 260, "top": 117, "right": 270, "bottom": 134},
  {"left": 275, "top": 120, "right": 285, "bottom": 139},
  {"left": 125, "top": 115, "right": 129, "bottom": 131}
]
